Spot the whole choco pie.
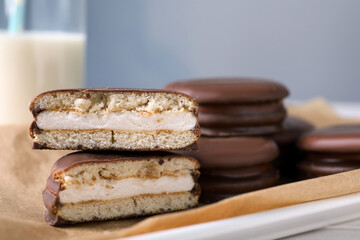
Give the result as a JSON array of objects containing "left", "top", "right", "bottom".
[
  {"left": 184, "top": 136, "right": 279, "bottom": 203},
  {"left": 165, "top": 77, "right": 289, "bottom": 136},
  {"left": 199, "top": 166, "right": 279, "bottom": 203},
  {"left": 297, "top": 124, "right": 360, "bottom": 178},
  {"left": 188, "top": 137, "right": 279, "bottom": 169}
]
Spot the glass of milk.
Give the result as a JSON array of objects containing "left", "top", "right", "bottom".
[{"left": 0, "top": 0, "right": 86, "bottom": 124}]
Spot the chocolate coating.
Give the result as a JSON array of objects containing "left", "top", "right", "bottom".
[
  {"left": 199, "top": 102, "right": 286, "bottom": 127},
  {"left": 201, "top": 164, "right": 273, "bottom": 179},
  {"left": 199, "top": 168, "right": 279, "bottom": 203},
  {"left": 199, "top": 193, "right": 237, "bottom": 203},
  {"left": 305, "top": 152, "right": 360, "bottom": 162},
  {"left": 297, "top": 159, "right": 360, "bottom": 179},
  {"left": 270, "top": 117, "right": 314, "bottom": 179},
  {"left": 44, "top": 209, "right": 68, "bottom": 226},
  {"left": 272, "top": 117, "right": 314, "bottom": 147},
  {"left": 201, "top": 124, "right": 282, "bottom": 137},
  {"left": 164, "top": 77, "right": 289, "bottom": 104},
  {"left": 298, "top": 124, "right": 360, "bottom": 153},
  {"left": 186, "top": 137, "right": 279, "bottom": 169}
]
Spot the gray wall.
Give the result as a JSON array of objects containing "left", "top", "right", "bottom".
[
  {"left": 87, "top": 0, "right": 360, "bottom": 101},
  {"left": 2, "top": 1, "right": 360, "bottom": 101}
]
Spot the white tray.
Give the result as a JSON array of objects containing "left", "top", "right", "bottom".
[{"left": 121, "top": 193, "right": 360, "bottom": 240}]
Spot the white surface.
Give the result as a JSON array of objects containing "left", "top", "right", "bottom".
[
  {"left": 36, "top": 110, "right": 196, "bottom": 131},
  {"left": 60, "top": 175, "right": 194, "bottom": 204}
]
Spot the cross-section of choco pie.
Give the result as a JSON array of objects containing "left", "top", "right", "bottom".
[
  {"left": 43, "top": 151, "right": 200, "bottom": 225},
  {"left": 29, "top": 89, "right": 200, "bottom": 150}
]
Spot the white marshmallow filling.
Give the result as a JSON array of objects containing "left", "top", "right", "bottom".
[
  {"left": 36, "top": 111, "right": 197, "bottom": 131},
  {"left": 59, "top": 175, "right": 195, "bottom": 204}
]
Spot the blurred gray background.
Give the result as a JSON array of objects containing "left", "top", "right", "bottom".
[
  {"left": 2, "top": 0, "right": 360, "bottom": 101},
  {"left": 86, "top": 0, "right": 360, "bottom": 101}
]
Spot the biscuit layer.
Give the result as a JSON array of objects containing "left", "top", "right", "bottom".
[
  {"left": 32, "top": 128, "right": 199, "bottom": 150},
  {"left": 45, "top": 189, "right": 200, "bottom": 224}
]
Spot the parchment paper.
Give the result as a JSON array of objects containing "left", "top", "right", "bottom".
[
  {"left": 287, "top": 97, "right": 360, "bottom": 127},
  {"left": 1, "top": 98, "right": 360, "bottom": 240}
]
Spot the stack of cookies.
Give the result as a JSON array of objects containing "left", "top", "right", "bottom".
[
  {"left": 297, "top": 124, "right": 360, "bottom": 179},
  {"left": 29, "top": 89, "right": 201, "bottom": 225},
  {"left": 165, "top": 78, "right": 290, "bottom": 202}
]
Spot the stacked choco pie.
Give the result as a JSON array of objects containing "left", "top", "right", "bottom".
[
  {"left": 165, "top": 78, "right": 290, "bottom": 202},
  {"left": 297, "top": 124, "right": 360, "bottom": 179},
  {"left": 29, "top": 89, "right": 201, "bottom": 225}
]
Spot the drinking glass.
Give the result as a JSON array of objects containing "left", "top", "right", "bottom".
[{"left": 0, "top": 0, "right": 86, "bottom": 124}]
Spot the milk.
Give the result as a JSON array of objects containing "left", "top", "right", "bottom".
[{"left": 0, "top": 32, "right": 85, "bottom": 124}]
